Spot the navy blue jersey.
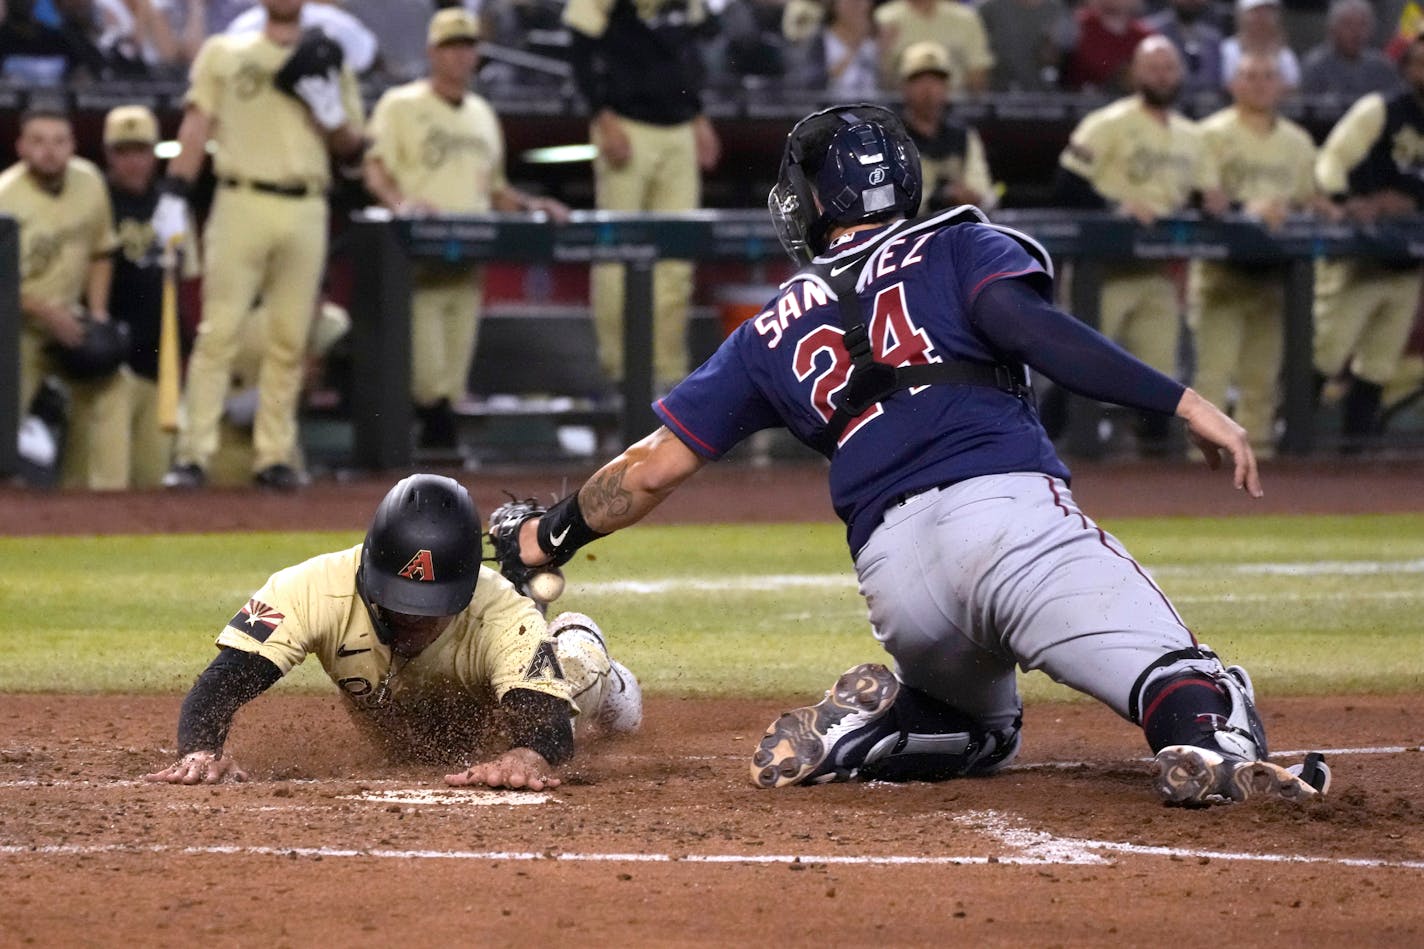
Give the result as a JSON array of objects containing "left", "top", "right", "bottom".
[{"left": 655, "top": 212, "right": 1072, "bottom": 555}]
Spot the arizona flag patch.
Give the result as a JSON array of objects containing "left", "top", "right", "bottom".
[{"left": 227, "top": 598, "right": 285, "bottom": 642}]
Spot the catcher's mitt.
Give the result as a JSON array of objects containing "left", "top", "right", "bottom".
[
  {"left": 487, "top": 496, "right": 549, "bottom": 594},
  {"left": 274, "top": 29, "right": 344, "bottom": 98}
]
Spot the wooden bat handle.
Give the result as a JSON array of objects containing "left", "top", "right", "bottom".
[{"left": 155, "top": 254, "right": 181, "bottom": 433}]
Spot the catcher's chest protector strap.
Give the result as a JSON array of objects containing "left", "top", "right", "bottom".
[{"left": 805, "top": 208, "right": 1041, "bottom": 455}]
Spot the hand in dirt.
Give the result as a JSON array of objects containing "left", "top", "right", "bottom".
[
  {"left": 143, "top": 750, "right": 250, "bottom": 785},
  {"left": 444, "top": 747, "right": 561, "bottom": 790}
]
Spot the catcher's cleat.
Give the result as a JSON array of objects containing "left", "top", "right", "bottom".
[
  {"left": 1152, "top": 745, "right": 1329, "bottom": 806},
  {"left": 751, "top": 663, "right": 900, "bottom": 788}
]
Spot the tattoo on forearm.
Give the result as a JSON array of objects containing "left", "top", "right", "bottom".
[{"left": 581, "top": 461, "right": 634, "bottom": 524}]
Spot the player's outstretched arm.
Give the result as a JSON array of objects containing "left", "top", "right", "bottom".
[
  {"left": 1175, "top": 387, "right": 1263, "bottom": 498},
  {"left": 144, "top": 750, "right": 249, "bottom": 785},
  {"left": 142, "top": 647, "right": 281, "bottom": 784},
  {"left": 517, "top": 426, "right": 705, "bottom": 566},
  {"left": 444, "top": 748, "right": 561, "bottom": 791}
]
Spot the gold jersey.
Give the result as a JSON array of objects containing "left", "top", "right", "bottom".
[
  {"left": 367, "top": 81, "right": 509, "bottom": 213},
  {"left": 0, "top": 157, "right": 115, "bottom": 309},
  {"left": 1059, "top": 96, "right": 1214, "bottom": 217},
  {"left": 1198, "top": 106, "right": 1316, "bottom": 206},
  {"left": 215, "top": 546, "right": 572, "bottom": 717},
  {"left": 186, "top": 31, "right": 364, "bottom": 188}
]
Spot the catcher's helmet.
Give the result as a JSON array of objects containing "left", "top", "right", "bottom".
[
  {"left": 768, "top": 104, "right": 921, "bottom": 264},
  {"left": 46, "top": 314, "right": 130, "bottom": 380},
  {"left": 358, "top": 474, "right": 482, "bottom": 625}
]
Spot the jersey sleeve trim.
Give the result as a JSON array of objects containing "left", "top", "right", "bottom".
[
  {"left": 968, "top": 266, "right": 1043, "bottom": 304},
  {"left": 654, "top": 398, "right": 722, "bottom": 458}
]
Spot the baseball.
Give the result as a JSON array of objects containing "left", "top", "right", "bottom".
[{"left": 527, "top": 569, "right": 566, "bottom": 604}]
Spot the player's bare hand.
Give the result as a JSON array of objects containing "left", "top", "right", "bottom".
[
  {"left": 39, "top": 304, "right": 85, "bottom": 348},
  {"left": 444, "top": 748, "right": 561, "bottom": 790},
  {"left": 694, "top": 115, "right": 721, "bottom": 171},
  {"left": 143, "top": 750, "right": 250, "bottom": 785},
  {"left": 1175, "top": 387, "right": 1262, "bottom": 498},
  {"left": 595, "top": 110, "right": 631, "bottom": 169},
  {"left": 527, "top": 196, "right": 571, "bottom": 224},
  {"left": 1245, "top": 197, "right": 1288, "bottom": 231},
  {"left": 1118, "top": 200, "right": 1157, "bottom": 227}
]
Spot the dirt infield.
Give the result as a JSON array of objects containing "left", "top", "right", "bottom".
[{"left": 4, "top": 457, "right": 1424, "bottom": 945}]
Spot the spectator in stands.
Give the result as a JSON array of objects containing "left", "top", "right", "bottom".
[
  {"left": 1221, "top": 0, "right": 1299, "bottom": 88},
  {"left": 783, "top": 0, "right": 881, "bottom": 98},
  {"left": 898, "top": 41, "right": 996, "bottom": 212},
  {"left": 977, "top": 0, "right": 1070, "bottom": 92},
  {"left": 703, "top": 0, "right": 788, "bottom": 90},
  {"left": 102, "top": 104, "right": 201, "bottom": 487},
  {"left": 874, "top": 0, "right": 994, "bottom": 95},
  {"left": 343, "top": 0, "right": 433, "bottom": 81},
  {"left": 1055, "top": 36, "right": 1227, "bottom": 454},
  {"left": 364, "top": 8, "right": 569, "bottom": 457},
  {"left": 563, "top": 0, "right": 720, "bottom": 393},
  {"left": 1311, "top": 34, "right": 1424, "bottom": 451},
  {"left": 138, "top": 0, "right": 208, "bottom": 71},
  {"left": 1060, "top": 0, "right": 1154, "bottom": 94},
  {"left": 0, "top": 109, "right": 129, "bottom": 489},
  {"left": 1300, "top": 0, "right": 1400, "bottom": 98},
  {"left": 0, "top": 0, "right": 72, "bottom": 84},
  {"left": 1143, "top": 0, "right": 1225, "bottom": 97},
  {"left": 1189, "top": 52, "right": 1320, "bottom": 458},
  {"left": 53, "top": 0, "right": 148, "bottom": 77}
]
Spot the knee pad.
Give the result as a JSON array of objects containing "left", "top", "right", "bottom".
[{"left": 1131, "top": 646, "right": 1268, "bottom": 761}]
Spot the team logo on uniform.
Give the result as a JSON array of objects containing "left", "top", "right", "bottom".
[
  {"left": 226, "top": 598, "right": 285, "bottom": 642},
  {"left": 398, "top": 549, "right": 435, "bottom": 582},
  {"left": 523, "top": 640, "right": 565, "bottom": 681}
]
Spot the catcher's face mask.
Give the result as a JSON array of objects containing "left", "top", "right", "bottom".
[{"left": 768, "top": 103, "right": 922, "bottom": 264}]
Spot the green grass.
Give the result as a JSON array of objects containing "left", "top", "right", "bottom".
[{"left": 1, "top": 514, "right": 1421, "bottom": 700}]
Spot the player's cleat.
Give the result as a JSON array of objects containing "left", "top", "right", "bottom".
[
  {"left": 254, "top": 463, "right": 307, "bottom": 492},
  {"left": 1151, "top": 745, "right": 1329, "bottom": 806},
  {"left": 162, "top": 462, "right": 206, "bottom": 489},
  {"left": 751, "top": 663, "right": 900, "bottom": 788},
  {"left": 599, "top": 658, "right": 643, "bottom": 734}
]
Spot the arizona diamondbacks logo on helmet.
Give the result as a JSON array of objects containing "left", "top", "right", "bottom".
[{"left": 398, "top": 549, "right": 435, "bottom": 581}]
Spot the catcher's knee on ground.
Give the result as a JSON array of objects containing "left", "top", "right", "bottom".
[
  {"left": 750, "top": 663, "right": 1022, "bottom": 788},
  {"left": 549, "top": 612, "right": 642, "bottom": 739}
]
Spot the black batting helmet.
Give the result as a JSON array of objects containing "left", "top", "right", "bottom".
[
  {"left": 768, "top": 103, "right": 921, "bottom": 264},
  {"left": 358, "top": 474, "right": 482, "bottom": 625},
  {"left": 46, "top": 314, "right": 130, "bottom": 380}
]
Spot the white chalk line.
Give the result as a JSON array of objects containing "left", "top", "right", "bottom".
[
  {"left": 3, "top": 807, "right": 1421, "bottom": 871},
  {"left": 0, "top": 744, "right": 1418, "bottom": 790}
]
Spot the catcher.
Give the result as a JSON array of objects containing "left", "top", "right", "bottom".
[{"left": 143, "top": 476, "right": 641, "bottom": 788}]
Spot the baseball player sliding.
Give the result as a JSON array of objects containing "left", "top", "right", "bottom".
[
  {"left": 504, "top": 104, "right": 1331, "bottom": 806},
  {"left": 144, "top": 475, "right": 641, "bottom": 788}
]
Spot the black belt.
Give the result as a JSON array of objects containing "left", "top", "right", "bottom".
[{"left": 219, "top": 177, "right": 314, "bottom": 198}]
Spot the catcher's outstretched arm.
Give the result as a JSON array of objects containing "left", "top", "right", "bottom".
[{"left": 518, "top": 426, "right": 704, "bottom": 566}]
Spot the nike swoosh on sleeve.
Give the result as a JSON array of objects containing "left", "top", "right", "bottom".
[{"left": 549, "top": 525, "right": 570, "bottom": 547}]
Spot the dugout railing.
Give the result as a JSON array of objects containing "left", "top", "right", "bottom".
[{"left": 343, "top": 208, "right": 1424, "bottom": 470}]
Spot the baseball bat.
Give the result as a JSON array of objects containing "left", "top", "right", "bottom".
[{"left": 155, "top": 251, "right": 181, "bottom": 433}]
